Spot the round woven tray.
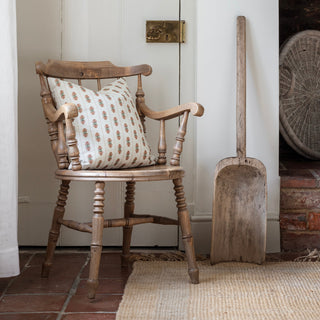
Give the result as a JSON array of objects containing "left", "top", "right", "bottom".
[{"left": 280, "top": 30, "right": 320, "bottom": 159}]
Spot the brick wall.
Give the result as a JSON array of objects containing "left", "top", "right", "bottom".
[{"left": 280, "top": 170, "right": 320, "bottom": 251}]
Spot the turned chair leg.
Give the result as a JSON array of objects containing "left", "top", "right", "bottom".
[
  {"left": 173, "top": 178, "right": 199, "bottom": 284},
  {"left": 42, "top": 180, "right": 70, "bottom": 278},
  {"left": 87, "top": 181, "right": 105, "bottom": 299},
  {"left": 121, "top": 181, "right": 135, "bottom": 267}
]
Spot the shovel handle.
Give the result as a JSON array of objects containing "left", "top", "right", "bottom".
[{"left": 236, "top": 16, "right": 246, "bottom": 159}]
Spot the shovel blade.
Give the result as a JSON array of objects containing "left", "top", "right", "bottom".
[{"left": 210, "top": 160, "right": 267, "bottom": 264}]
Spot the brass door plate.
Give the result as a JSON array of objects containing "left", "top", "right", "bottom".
[{"left": 146, "top": 20, "right": 185, "bottom": 43}]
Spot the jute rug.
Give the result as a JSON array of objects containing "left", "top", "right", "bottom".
[{"left": 116, "top": 260, "right": 320, "bottom": 320}]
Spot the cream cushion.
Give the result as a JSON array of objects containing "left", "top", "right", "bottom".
[{"left": 48, "top": 77, "right": 155, "bottom": 169}]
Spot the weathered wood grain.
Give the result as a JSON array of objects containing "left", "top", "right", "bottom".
[{"left": 210, "top": 16, "right": 267, "bottom": 265}]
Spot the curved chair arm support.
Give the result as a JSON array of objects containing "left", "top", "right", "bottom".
[
  {"left": 147, "top": 103, "right": 204, "bottom": 166},
  {"left": 43, "top": 101, "right": 81, "bottom": 170},
  {"left": 139, "top": 101, "right": 204, "bottom": 121},
  {"left": 170, "top": 111, "right": 190, "bottom": 166},
  {"left": 43, "top": 102, "right": 78, "bottom": 123}
]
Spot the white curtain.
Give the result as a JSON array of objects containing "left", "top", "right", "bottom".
[{"left": 0, "top": 0, "right": 19, "bottom": 277}]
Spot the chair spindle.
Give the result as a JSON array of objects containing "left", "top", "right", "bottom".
[
  {"left": 65, "top": 118, "right": 81, "bottom": 170},
  {"left": 97, "top": 79, "right": 101, "bottom": 91},
  {"left": 136, "top": 74, "right": 146, "bottom": 133},
  {"left": 57, "top": 121, "right": 69, "bottom": 169},
  {"left": 158, "top": 120, "right": 167, "bottom": 165},
  {"left": 170, "top": 111, "right": 189, "bottom": 166}
]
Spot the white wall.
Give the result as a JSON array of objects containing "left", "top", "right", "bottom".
[
  {"left": 193, "top": 0, "right": 280, "bottom": 252},
  {"left": 17, "top": 0, "right": 62, "bottom": 245}
]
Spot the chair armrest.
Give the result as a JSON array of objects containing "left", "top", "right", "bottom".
[{"left": 139, "top": 101, "right": 204, "bottom": 121}]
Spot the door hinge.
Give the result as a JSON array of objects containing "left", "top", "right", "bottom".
[{"left": 146, "top": 20, "right": 185, "bottom": 43}]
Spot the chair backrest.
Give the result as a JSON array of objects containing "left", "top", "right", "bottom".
[{"left": 35, "top": 60, "right": 152, "bottom": 170}]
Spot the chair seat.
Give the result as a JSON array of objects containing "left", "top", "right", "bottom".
[{"left": 55, "top": 165, "right": 184, "bottom": 182}]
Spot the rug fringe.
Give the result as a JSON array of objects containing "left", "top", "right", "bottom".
[
  {"left": 294, "top": 249, "right": 320, "bottom": 262},
  {"left": 128, "top": 250, "right": 320, "bottom": 263},
  {"left": 128, "top": 251, "right": 207, "bottom": 262}
]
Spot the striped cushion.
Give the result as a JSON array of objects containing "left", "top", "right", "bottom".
[{"left": 48, "top": 77, "right": 155, "bottom": 169}]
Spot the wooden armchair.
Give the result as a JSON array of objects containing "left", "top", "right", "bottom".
[{"left": 35, "top": 60, "right": 204, "bottom": 299}]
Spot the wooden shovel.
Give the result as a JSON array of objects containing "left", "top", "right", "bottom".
[{"left": 210, "top": 16, "right": 267, "bottom": 265}]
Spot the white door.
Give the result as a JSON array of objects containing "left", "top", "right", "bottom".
[{"left": 17, "top": 0, "right": 196, "bottom": 247}]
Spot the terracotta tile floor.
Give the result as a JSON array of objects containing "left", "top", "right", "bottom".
[{"left": 0, "top": 250, "right": 132, "bottom": 320}]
